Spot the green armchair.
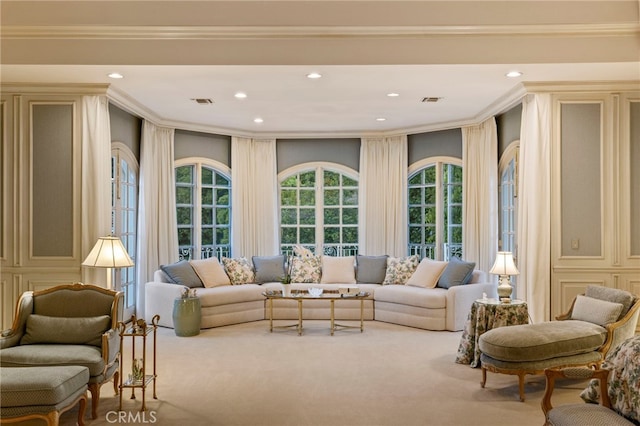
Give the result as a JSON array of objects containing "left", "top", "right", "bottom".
[{"left": 0, "top": 283, "right": 123, "bottom": 419}]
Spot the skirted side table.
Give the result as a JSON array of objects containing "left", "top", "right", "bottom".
[
  {"left": 455, "top": 298, "right": 529, "bottom": 368},
  {"left": 172, "top": 297, "right": 201, "bottom": 337}
]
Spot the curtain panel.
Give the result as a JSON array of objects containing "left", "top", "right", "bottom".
[
  {"left": 136, "top": 121, "right": 178, "bottom": 317},
  {"left": 231, "top": 137, "right": 278, "bottom": 258},
  {"left": 518, "top": 93, "right": 552, "bottom": 323},
  {"left": 462, "top": 117, "right": 499, "bottom": 274},
  {"left": 81, "top": 95, "right": 112, "bottom": 286},
  {"left": 359, "top": 135, "right": 408, "bottom": 257}
]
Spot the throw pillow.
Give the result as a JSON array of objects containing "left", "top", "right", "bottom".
[
  {"left": 293, "top": 244, "right": 315, "bottom": 258},
  {"left": 221, "top": 257, "right": 255, "bottom": 285},
  {"left": 190, "top": 257, "right": 231, "bottom": 288},
  {"left": 585, "top": 285, "right": 635, "bottom": 320},
  {"left": 161, "top": 260, "right": 203, "bottom": 288},
  {"left": 406, "top": 258, "right": 448, "bottom": 288},
  {"left": 20, "top": 314, "right": 111, "bottom": 347},
  {"left": 382, "top": 255, "right": 420, "bottom": 285},
  {"left": 320, "top": 256, "right": 356, "bottom": 284},
  {"left": 252, "top": 255, "right": 286, "bottom": 284},
  {"left": 290, "top": 256, "right": 321, "bottom": 283},
  {"left": 356, "top": 255, "right": 388, "bottom": 284},
  {"left": 571, "top": 295, "right": 624, "bottom": 327},
  {"left": 437, "top": 257, "right": 476, "bottom": 289}
]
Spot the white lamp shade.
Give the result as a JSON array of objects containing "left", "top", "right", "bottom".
[
  {"left": 82, "top": 236, "right": 134, "bottom": 268},
  {"left": 489, "top": 251, "right": 519, "bottom": 276}
]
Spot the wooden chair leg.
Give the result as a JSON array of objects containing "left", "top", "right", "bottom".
[
  {"left": 88, "top": 383, "right": 100, "bottom": 419},
  {"left": 113, "top": 371, "right": 119, "bottom": 395},
  {"left": 77, "top": 393, "right": 87, "bottom": 426},
  {"left": 518, "top": 372, "right": 526, "bottom": 402},
  {"left": 481, "top": 367, "right": 487, "bottom": 388}
]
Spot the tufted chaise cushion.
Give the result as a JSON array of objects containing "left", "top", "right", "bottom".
[{"left": 479, "top": 320, "right": 607, "bottom": 363}]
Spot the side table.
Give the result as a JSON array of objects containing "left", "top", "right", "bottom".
[{"left": 455, "top": 298, "right": 529, "bottom": 368}]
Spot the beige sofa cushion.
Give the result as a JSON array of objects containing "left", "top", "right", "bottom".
[
  {"left": 197, "top": 284, "right": 265, "bottom": 307},
  {"left": 190, "top": 257, "right": 231, "bottom": 288},
  {"left": 478, "top": 320, "right": 607, "bottom": 363},
  {"left": 374, "top": 285, "right": 447, "bottom": 309},
  {"left": 320, "top": 256, "right": 356, "bottom": 284},
  {"left": 406, "top": 258, "right": 448, "bottom": 288}
]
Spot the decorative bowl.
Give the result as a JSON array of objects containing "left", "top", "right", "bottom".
[{"left": 308, "top": 287, "right": 323, "bottom": 297}]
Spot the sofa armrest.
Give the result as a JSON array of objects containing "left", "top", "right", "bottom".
[
  {"left": 145, "top": 281, "right": 186, "bottom": 328},
  {"left": 102, "top": 328, "right": 120, "bottom": 369},
  {"left": 445, "top": 282, "right": 497, "bottom": 331}
]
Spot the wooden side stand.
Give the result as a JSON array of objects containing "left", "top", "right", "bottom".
[{"left": 117, "top": 315, "right": 160, "bottom": 412}]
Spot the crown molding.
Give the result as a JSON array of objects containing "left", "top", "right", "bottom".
[
  {"left": 0, "top": 82, "right": 110, "bottom": 95},
  {"left": 3, "top": 23, "right": 638, "bottom": 40}
]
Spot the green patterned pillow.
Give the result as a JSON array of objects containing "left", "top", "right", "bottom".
[
  {"left": 221, "top": 257, "right": 255, "bottom": 285},
  {"left": 383, "top": 255, "right": 420, "bottom": 285},
  {"left": 290, "top": 256, "right": 321, "bottom": 283}
]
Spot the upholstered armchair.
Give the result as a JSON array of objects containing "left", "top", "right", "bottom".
[{"left": 0, "top": 283, "right": 124, "bottom": 419}]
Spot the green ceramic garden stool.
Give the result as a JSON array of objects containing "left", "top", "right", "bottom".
[{"left": 172, "top": 297, "right": 201, "bottom": 337}]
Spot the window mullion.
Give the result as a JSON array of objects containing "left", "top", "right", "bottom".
[
  {"left": 435, "top": 163, "right": 444, "bottom": 260},
  {"left": 315, "top": 166, "right": 323, "bottom": 255},
  {"left": 194, "top": 163, "right": 202, "bottom": 259}
]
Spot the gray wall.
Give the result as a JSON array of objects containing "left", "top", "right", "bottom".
[
  {"left": 561, "top": 103, "right": 602, "bottom": 256},
  {"left": 408, "top": 128, "right": 462, "bottom": 166},
  {"left": 497, "top": 103, "right": 522, "bottom": 155},
  {"left": 174, "top": 130, "right": 231, "bottom": 167},
  {"left": 109, "top": 103, "right": 141, "bottom": 160},
  {"left": 277, "top": 138, "right": 360, "bottom": 172}
]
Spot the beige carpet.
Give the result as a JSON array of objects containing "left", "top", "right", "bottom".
[{"left": 59, "top": 320, "right": 589, "bottom": 426}]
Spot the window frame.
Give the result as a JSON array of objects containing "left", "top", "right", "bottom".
[
  {"left": 175, "top": 157, "right": 231, "bottom": 261},
  {"left": 278, "top": 162, "right": 359, "bottom": 256},
  {"left": 408, "top": 156, "right": 463, "bottom": 261},
  {"left": 498, "top": 141, "right": 520, "bottom": 256}
]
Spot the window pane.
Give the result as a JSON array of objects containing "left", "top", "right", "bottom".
[
  {"left": 324, "top": 227, "right": 339, "bottom": 243},
  {"left": 299, "top": 189, "right": 315, "bottom": 206},
  {"left": 281, "top": 208, "right": 297, "bottom": 225},
  {"left": 216, "top": 228, "right": 229, "bottom": 245},
  {"left": 281, "top": 228, "right": 297, "bottom": 244},
  {"left": 202, "top": 228, "right": 213, "bottom": 245},
  {"left": 324, "top": 170, "right": 340, "bottom": 186},
  {"left": 281, "top": 175, "right": 297, "bottom": 187},
  {"left": 300, "top": 227, "right": 315, "bottom": 244},
  {"left": 324, "top": 208, "right": 339, "bottom": 224},
  {"left": 409, "top": 173, "right": 421, "bottom": 185},
  {"left": 176, "top": 187, "right": 192, "bottom": 204},
  {"left": 178, "top": 228, "right": 192, "bottom": 246},
  {"left": 216, "top": 189, "right": 229, "bottom": 205},
  {"left": 409, "top": 188, "right": 421, "bottom": 204},
  {"left": 299, "top": 208, "right": 315, "bottom": 225},
  {"left": 281, "top": 189, "right": 297, "bottom": 206},
  {"left": 409, "top": 226, "right": 422, "bottom": 244},
  {"left": 343, "top": 208, "right": 358, "bottom": 224},
  {"left": 216, "top": 208, "right": 229, "bottom": 225},
  {"left": 450, "top": 205, "right": 462, "bottom": 224},
  {"left": 300, "top": 171, "right": 315, "bottom": 187},
  {"left": 424, "top": 187, "right": 436, "bottom": 204},
  {"left": 425, "top": 226, "right": 436, "bottom": 243},
  {"left": 202, "top": 188, "right": 213, "bottom": 205},
  {"left": 342, "top": 227, "right": 357, "bottom": 243},
  {"left": 176, "top": 166, "right": 193, "bottom": 183},
  {"left": 202, "top": 167, "right": 213, "bottom": 185},
  {"left": 177, "top": 207, "right": 192, "bottom": 225},
  {"left": 324, "top": 189, "right": 339, "bottom": 205},
  {"left": 424, "top": 167, "right": 436, "bottom": 183},
  {"left": 202, "top": 208, "right": 213, "bottom": 225},
  {"left": 343, "top": 176, "right": 357, "bottom": 187},
  {"left": 215, "top": 173, "right": 229, "bottom": 186},
  {"left": 409, "top": 207, "right": 421, "bottom": 224},
  {"left": 424, "top": 206, "right": 436, "bottom": 224},
  {"left": 343, "top": 189, "right": 357, "bottom": 205}
]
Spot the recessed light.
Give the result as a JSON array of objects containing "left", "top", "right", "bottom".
[
  {"left": 387, "top": 93, "right": 400, "bottom": 97},
  {"left": 376, "top": 118, "right": 386, "bottom": 122},
  {"left": 506, "top": 71, "right": 523, "bottom": 78},
  {"left": 108, "top": 73, "right": 124, "bottom": 79},
  {"left": 254, "top": 118, "right": 264, "bottom": 124},
  {"left": 306, "top": 72, "right": 322, "bottom": 79},
  {"left": 234, "top": 92, "right": 247, "bottom": 99}
]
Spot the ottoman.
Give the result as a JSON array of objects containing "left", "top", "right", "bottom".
[
  {"left": 478, "top": 320, "right": 607, "bottom": 401},
  {"left": 0, "top": 366, "right": 89, "bottom": 426}
]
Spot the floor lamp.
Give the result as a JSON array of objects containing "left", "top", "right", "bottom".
[{"left": 82, "top": 236, "right": 134, "bottom": 290}]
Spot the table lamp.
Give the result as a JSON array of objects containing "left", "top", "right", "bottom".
[
  {"left": 82, "top": 236, "right": 134, "bottom": 289},
  {"left": 490, "top": 251, "right": 519, "bottom": 303}
]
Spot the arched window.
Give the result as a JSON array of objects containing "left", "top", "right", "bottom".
[
  {"left": 279, "top": 163, "right": 358, "bottom": 256},
  {"left": 175, "top": 159, "right": 231, "bottom": 260},
  {"left": 408, "top": 158, "right": 463, "bottom": 260},
  {"left": 499, "top": 141, "right": 519, "bottom": 255},
  {"left": 111, "top": 143, "right": 138, "bottom": 318}
]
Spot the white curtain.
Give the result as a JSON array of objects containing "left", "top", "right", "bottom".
[
  {"left": 136, "top": 121, "right": 178, "bottom": 317},
  {"left": 359, "top": 135, "right": 408, "bottom": 257},
  {"left": 462, "top": 117, "right": 499, "bottom": 274},
  {"left": 518, "top": 93, "right": 552, "bottom": 323},
  {"left": 81, "top": 95, "right": 112, "bottom": 287},
  {"left": 231, "top": 137, "right": 278, "bottom": 258}
]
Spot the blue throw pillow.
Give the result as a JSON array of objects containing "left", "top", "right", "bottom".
[
  {"left": 437, "top": 257, "right": 475, "bottom": 289},
  {"left": 161, "top": 260, "right": 203, "bottom": 288},
  {"left": 252, "top": 255, "right": 286, "bottom": 284},
  {"left": 356, "top": 255, "right": 388, "bottom": 284}
]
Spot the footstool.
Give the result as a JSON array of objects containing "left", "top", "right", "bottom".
[
  {"left": 0, "top": 366, "right": 90, "bottom": 426},
  {"left": 478, "top": 320, "right": 606, "bottom": 401}
]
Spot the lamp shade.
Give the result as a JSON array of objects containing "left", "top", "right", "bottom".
[
  {"left": 82, "top": 236, "right": 134, "bottom": 268},
  {"left": 489, "top": 251, "right": 519, "bottom": 276}
]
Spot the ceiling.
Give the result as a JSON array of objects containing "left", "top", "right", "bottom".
[{"left": 1, "top": 1, "right": 639, "bottom": 137}]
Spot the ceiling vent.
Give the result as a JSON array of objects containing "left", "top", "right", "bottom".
[
  {"left": 421, "top": 97, "right": 441, "bottom": 103},
  {"left": 192, "top": 98, "right": 213, "bottom": 105}
]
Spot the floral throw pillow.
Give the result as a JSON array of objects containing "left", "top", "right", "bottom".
[
  {"left": 221, "top": 257, "right": 255, "bottom": 285},
  {"left": 290, "top": 256, "right": 321, "bottom": 283},
  {"left": 383, "top": 255, "right": 420, "bottom": 285}
]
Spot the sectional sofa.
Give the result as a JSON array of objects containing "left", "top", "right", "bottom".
[{"left": 145, "top": 254, "right": 495, "bottom": 332}]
